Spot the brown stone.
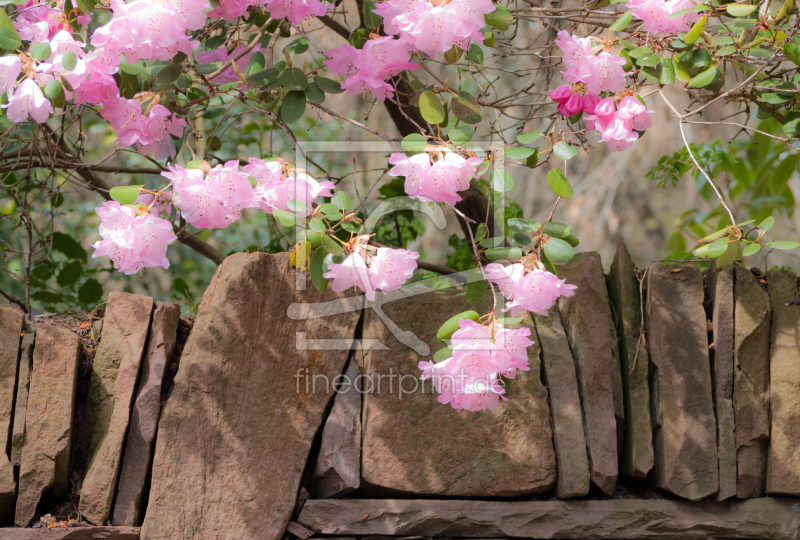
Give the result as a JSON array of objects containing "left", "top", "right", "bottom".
[
  {"left": 0, "top": 526, "right": 139, "bottom": 539},
  {"left": 11, "top": 327, "right": 34, "bottom": 467},
  {"left": 606, "top": 239, "right": 654, "bottom": 479},
  {"left": 79, "top": 293, "right": 154, "bottom": 526},
  {"left": 556, "top": 252, "right": 618, "bottom": 496},
  {"left": 139, "top": 252, "right": 360, "bottom": 540},
  {"left": 766, "top": 269, "right": 800, "bottom": 495},
  {"left": 0, "top": 305, "right": 22, "bottom": 522},
  {"left": 309, "top": 360, "right": 361, "bottom": 499},
  {"left": 645, "top": 264, "right": 718, "bottom": 501},
  {"left": 112, "top": 303, "right": 180, "bottom": 526},
  {"left": 531, "top": 307, "right": 589, "bottom": 498},
  {"left": 16, "top": 325, "right": 80, "bottom": 527},
  {"left": 733, "top": 265, "right": 770, "bottom": 498},
  {"left": 359, "top": 287, "right": 555, "bottom": 497},
  {"left": 297, "top": 498, "right": 800, "bottom": 539},
  {"left": 708, "top": 265, "right": 736, "bottom": 500}
]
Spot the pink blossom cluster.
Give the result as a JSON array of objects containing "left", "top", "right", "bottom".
[
  {"left": 373, "top": 0, "right": 495, "bottom": 57},
  {"left": 550, "top": 84, "right": 601, "bottom": 118},
  {"left": 418, "top": 320, "right": 534, "bottom": 411},
  {"left": 387, "top": 150, "right": 485, "bottom": 205},
  {"left": 324, "top": 35, "right": 418, "bottom": 102},
  {"left": 485, "top": 262, "right": 577, "bottom": 316},
  {"left": 626, "top": 0, "right": 699, "bottom": 33},
  {"left": 210, "top": 0, "right": 330, "bottom": 23},
  {"left": 13, "top": 0, "right": 91, "bottom": 43},
  {"left": 243, "top": 158, "right": 335, "bottom": 216},
  {"left": 100, "top": 99, "right": 187, "bottom": 159},
  {"left": 555, "top": 31, "right": 626, "bottom": 95},
  {"left": 585, "top": 95, "right": 654, "bottom": 152},
  {"left": 322, "top": 247, "right": 419, "bottom": 301},
  {"left": 91, "top": 201, "right": 177, "bottom": 274}
]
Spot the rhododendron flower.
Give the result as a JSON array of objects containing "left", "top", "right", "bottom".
[
  {"left": 389, "top": 150, "right": 484, "bottom": 205},
  {"left": 3, "top": 79, "right": 53, "bottom": 124},
  {"left": 244, "top": 158, "right": 334, "bottom": 216},
  {"left": 0, "top": 56, "right": 21, "bottom": 96},
  {"left": 558, "top": 92, "right": 583, "bottom": 117},
  {"left": 586, "top": 96, "right": 654, "bottom": 152},
  {"left": 323, "top": 252, "right": 376, "bottom": 301},
  {"left": 486, "top": 263, "right": 577, "bottom": 316},
  {"left": 627, "top": 0, "right": 699, "bottom": 33},
  {"left": 208, "top": 0, "right": 267, "bottom": 19},
  {"left": 265, "top": 0, "right": 332, "bottom": 24},
  {"left": 368, "top": 248, "right": 419, "bottom": 291},
  {"left": 555, "top": 31, "right": 593, "bottom": 80},
  {"left": 100, "top": 97, "right": 148, "bottom": 146},
  {"left": 556, "top": 31, "right": 627, "bottom": 94},
  {"left": 550, "top": 84, "right": 572, "bottom": 104},
  {"left": 582, "top": 92, "right": 601, "bottom": 114},
  {"left": 136, "top": 105, "right": 186, "bottom": 160}
]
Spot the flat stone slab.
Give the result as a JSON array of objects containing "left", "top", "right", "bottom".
[
  {"left": 140, "top": 252, "right": 360, "bottom": 540},
  {"left": 766, "top": 269, "right": 800, "bottom": 495},
  {"left": 0, "top": 304, "right": 23, "bottom": 520},
  {"left": 532, "top": 307, "right": 590, "bottom": 498},
  {"left": 297, "top": 498, "right": 800, "bottom": 539},
  {"left": 80, "top": 292, "right": 154, "bottom": 525},
  {"left": 16, "top": 325, "right": 80, "bottom": 527},
  {"left": 646, "top": 264, "right": 718, "bottom": 501},
  {"left": 11, "top": 326, "right": 35, "bottom": 467},
  {"left": 0, "top": 526, "right": 139, "bottom": 539},
  {"left": 359, "top": 287, "right": 556, "bottom": 497},
  {"left": 557, "top": 252, "right": 619, "bottom": 496},
  {"left": 113, "top": 302, "right": 180, "bottom": 526},
  {"left": 734, "top": 265, "right": 771, "bottom": 498},
  {"left": 606, "top": 238, "right": 653, "bottom": 479}
]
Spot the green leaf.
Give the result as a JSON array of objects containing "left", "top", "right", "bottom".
[
  {"left": 484, "top": 4, "right": 512, "bottom": 30},
  {"left": 547, "top": 168, "right": 573, "bottom": 198},
  {"left": 310, "top": 247, "right": 329, "bottom": 293},
  {"left": 449, "top": 126, "right": 474, "bottom": 143},
  {"left": 29, "top": 42, "right": 52, "bottom": 62},
  {"left": 246, "top": 51, "right": 266, "bottom": 75},
  {"left": 32, "top": 291, "right": 64, "bottom": 305},
  {"left": 466, "top": 269, "right": 488, "bottom": 304},
  {"left": 742, "top": 243, "right": 761, "bottom": 256},
  {"left": 363, "top": 0, "right": 383, "bottom": 28},
  {"left": 320, "top": 234, "right": 344, "bottom": 256},
  {"left": 443, "top": 45, "right": 463, "bottom": 64},
  {"left": 44, "top": 80, "right": 65, "bottom": 108},
  {"left": 485, "top": 247, "right": 523, "bottom": 261},
  {"left": 433, "top": 345, "right": 453, "bottom": 362},
  {"left": 109, "top": 185, "right": 144, "bottom": 205},
  {"left": 726, "top": 4, "right": 757, "bottom": 16},
  {"left": 331, "top": 191, "right": 351, "bottom": 211},
  {"left": 553, "top": 141, "right": 578, "bottom": 160},
  {"left": 450, "top": 91, "right": 482, "bottom": 124},
  {"left": 419, "top": 90, "right": 446, "bottom": 124},
  {"left": 715, "top": 238, "right": 739, "bottom": 270},
  {"left": 156, "top": 63, "right": 183, "bottom": 84},
  {"left": 610, "top": 9, "right": 633, "bottom": 31},
  {"left": 76, "top": 0, "right": 95, "bottom": 14},
  {"left": 273, "top": 208, "right": 298, "bottom": 227},
  {"left": 694, "top": 236, "right": 729, "bottom": 258},
  {"left": 543, "top": 237, "right": 574, "bottom": 264},
  {"left": 285, "top": 37, "right": 309, "bottom": 55},
  {"left": 436, "top": 310, "right": 480, "bottom": 342},
  {"left": 314, "top": 76, "right": 344, "bottom": 94},
  {"left": 401, "top": 133, "right": 427, "bottom": 153},
  {"left": 517, "top": 130, "right": 542, "bottom": 144},
  {"left": 491, "top": 168, "right": 514, "bottom": 192},
  {"left": 246, "top": 67, "right": 280, "bottom": 87},
  {"left": 564, "top": 234, "right": 580, "bottom": 247},
  {"left": 309, "top": 217, "right": 326, "bottom": 233},
  {"left": 280, "top": 90, "right": 306, "bottom": 123},
  {"left": 305, "top": 82, "right": 325, "bottom": 104},
  {"left": 56, "top": 260, "right": 83, "bottom": 287},
  {"left": 61, "top": 51, "right": 78, "bottom": 71},
  {"left": 78, "top": 278, "right": 102, "bottom": 307},
  {"left": 784, "top": 42, "right": 800, "bottom": 67},
  {"left": 319, "top": 203, "right": 342, "bottom": 220},
  {"left": 524, "top": 149, "right": 540, "bottom": 168},
  {"left": 281, "top": 67, "right": 308, "bottom": 91},
  {"left": 767, "top": 241, "right": 800, "bottom": 250},
  {"left": 782, "top": 111, "right": 800, "bottom": 138},
  {"left": 52, "top": 232, "right": 87, "bottom": 262},
  {"left": 687, "top": 66, "right": 717, "bottom": 88},
  {"left": 0, "top": 9, "right": 21, "bottom": 50},
  {"left": 120, "top": 60, "right": 144, "bottom": 75},
  {"left": 349, "top": 28, "right": 370, "bottom": 49},
  {"left": 544, "top": 221, "right": 573, "bottom": 238},
  {"left": 479, "top": 236, "right": 505, "bottom": 248},
  {"left": 468, "top": 43, "right": 484, "bottom": 64},
  {"left": 659, "top": 57, "right": 676, "bottom": 85},
  {"left": 504, "top": 147, "right": 536, "bottom": 159},
  {"left": 475, "top": 223, "right": 488, "bottom": 241},
  {"left": 508, "top": 217, "right": 539, "bottom": 232},
  {"left": 684, "top": 15, "right": 706, "bottom": 44},
  {"left": 758, "top": 216, "right": 774, "bottom": 232}
]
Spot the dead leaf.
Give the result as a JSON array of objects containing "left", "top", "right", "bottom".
[
  {"left": 360, "top": 514, "right": 369, "bottom": 521},
  {"left": 670, "top": 268, "right": 682, "bottom": 273}
]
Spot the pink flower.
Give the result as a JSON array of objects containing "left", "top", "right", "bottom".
[
  {"left": 550, "top": 84, "right": 572, "bottom": 103},
  {"left": 627, "top": 0, "right": 699, "bottom": 33},
  {"left": 585, "top": 96, "right": 653, "bottom": 151},
  {"left": 208, "top": 0, "right": 268, "bottom": 19},
  {"left": 579, "top": 53, "right": 627, "bottom": 94},
  {"left": 485, "top": 262, "right": 525, "bottom": 302},
  {"left": 368, "top": 247, "right": 418, "bottom": 291},
  {"left": 205, "top": 160, "right": 255, "bottom": 222},
  {"left": 555, "top": 30, "right": 593, "bottom": 81},
  {"left": 100, "top": 97, "right": 148, "bottom": 146},
  {"left": 263, "top": 0, "right": 331, "bottom": 24},
  {"left": 136, "top": 105, "right": 186, "bottom": 159},
  {"left": 323, "top": 252, "right": 376, "bottom": 301},
  {"left": 0, "top": 56, "right": 21, "bottom": 96},
  {"left": 582, "top": 92, "right": 601, "bottom": 114},
  {"left": 487, "top": 264, "right": 577, "bottom": 316},
  {"left": 3, "top": 78, "right": 53, "bottom": 123},
  {"left": 393, "top": 150, "right": 483, "bottom": 205},
  {"left": 244, "top": 158, "right": 335, "bottom": 216},
  {"left": 557, "top": 92, "right": 583, "bottom": 117}
]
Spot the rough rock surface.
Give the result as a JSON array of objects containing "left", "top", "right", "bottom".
[
  {"left": 605, "top": 287, "right": 625, "bottom": 457},
  {"left": 113, "top": 302, "right": 180, "bottom": 526},
  {"left": 766, "top": 269, "right": 800, "bottom": 495},
  {"left": 645, "top": 264, "right": 718, "bottom": 501},
  {"left": 16, "top": 325, "right": 80, "bottom": 527},
  {"left": 310, "top": 360, "right": 361, "bottom": 498},
  {"left": 0, "top": 526, "right": 139, "bottom": 539},
  {"left": 606, "top": 239, "right": 653, "bottom": 479},
  {"left": 733, "top": 265, "right": 771, "bottom": 498},
  {"left": 708, "top": 265, "right": 736, "bottom": 500},
  {"left": 140, "top": 252, "right": 360, "bottom": 540},
  {"left": 532, "top": 307, "right": 590, "bottom": 498},
  {"left": 358, "top": 287, "right": 555, "bottom": 497},
  {"left": 79, "top": 293, "right": 154, "bottom": 525},
  {"left": 0, "top": 304, "right": 22, "bottom": 522},
  {"left": 11, "top": 326, "right": 35, "bottom": 466},
  {"left": 297, "top": 498, "right": 800, "bottom": 539},
  {"left": 556, "top": 252, "right": 618, "bottom": 496}
]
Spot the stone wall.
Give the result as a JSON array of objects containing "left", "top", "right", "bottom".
[{"left": 0, "top": 248, "right": 799, "bottom": 539}]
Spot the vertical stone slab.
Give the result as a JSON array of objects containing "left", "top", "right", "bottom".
[
  {"left": 646, "top": 264, "right": 718, "bottom": 501},
  {"left": 0, "top": 304, "right": 23, "bottom": 521},
  {"left": 140, "top": 252, "right": 360, "bottom": 540},
  {"left": 557, "top": 252, "right": 618, "bottom": 496},
  {"left": 606, "top": 239, "right": 654, "bottom": 479},
  {"left": 359, "top": 288, "right": 556, "bottom": 497},
  {"left": 310, "top": 360, "right": 362, "bottom": 499},
  {"left": 532, "top": 307, "right": 590, "bottom": 499},
  {"left": 16, "top": 325, "right": 80, "bottom": 527},
  {"left": 709, "top": 265, "right": 736, "bottom": 500},
  {"left": 733, "top": 265, "right": 771, "bottom": 498},
  {"left": 11, "top": 326, "right": 35, "bottom": 466},
  {"left": 112, "top": 302, "right": 180, "bottom": 526},
  {"left": 766, "top": 269, "right": 800, "bottom": 495},
  {"left": 79, "top": 292, "right": 153, "bottom": 525}
]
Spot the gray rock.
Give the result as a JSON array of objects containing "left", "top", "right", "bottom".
[
  {"left": 11, "top": 326, "right": 34, "bottom": 467},
  {"left": 358, "top": 287, "right": 555, "bottom": 497},
  {"left": 0, "top": 526, "right": 139, "bottom": 539},
  {"left": 113, "top": 303, "right": 181, "bottom": 526},
  {"left": 557, "top": 252, "right": 618, "bottom": 496},
  {"left": 310, "top": 360, "right": 361, "bottom": 498},
  {"left": 79, "top": 293, "right": 154, "bottom": 525},
  {"left": 0, "top": 304, "right": 22, "bottom": 521},
  {"left": 532, "top": 307, "right": 590, "bottom": 498},
  {"left": 297, "top": 498, "right": 800, "bottom": 539},
  {"left": 16, "top": 325, "right": 80, "bottom": 527},
  {"left": 766, "top": 269, "right": 800, "bottom": 495},
  {"left": 606, "top": 238, "right": 653, "bottom": 479},
  {"left": 646, "top": 264, "right": 718, "bottom": 501},
  {"left": 140, "top": 252, "right": 360, "bottom": 540},
  {"left": 708, "top": 265, "right": 736, "bottom": 500},
  {"left": 733, "top": 265, "right": 770, "bottom": 498}
]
